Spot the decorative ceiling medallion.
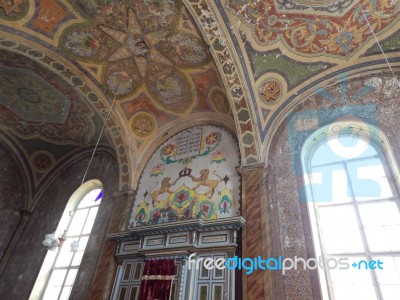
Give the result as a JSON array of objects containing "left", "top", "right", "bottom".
[
  {"left": 228, "top": 0, "right": 400, "bottom": 57},
  {"left": 98, "top": 9, "right": 172, "bottom": 78},
  {"left": 259, "top": 79, "right": 282, "bottom": 103},
  {"left": 31, "top": 151, "right": 55, "bottom": 172},
  {"left": 131, "top": 113, "right": 156, "bottom": 138},
  {"left": 209, "top": 89, "right": 230, "bottom": 113},
  {"left": 0, "top": 0, "right": 23, "bottom": 16},
  {"left": 61, "top": 2, "right": 211, "bottom": 113}
]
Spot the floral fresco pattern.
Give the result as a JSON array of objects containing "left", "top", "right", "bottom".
[
  {"left": 62, "top": 1, "right": 211, "bottom": 112},
  {"left": 228, "top": 0, "right": 400, "bottom": 57}
]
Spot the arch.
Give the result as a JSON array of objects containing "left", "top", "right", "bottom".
[
  {"left": 181, "top": 0, "right": 261, "bottom": 164},
  {"left": 300, "top": 119, "right": 400, "bottom": 204},
  {"left": 0, "top": 148, "right": 119, "bottom": 299},
  {"left": 0, "top": 37, "right": 132, "bottom": 190},
  {"left": 132, "top": 113, "right": 237, "bottom": 187},
  {"left": 128, "top": 124, "right": 241, "bottom": 228},
  {"left": 30, "top": 179, "right": 103, "bottom": 300},
  {"left": 262, "top": 66, "right": 400, "bottom": 162},
  {"left": 301, "top": 120, "right": 400, "bottom": 299}
]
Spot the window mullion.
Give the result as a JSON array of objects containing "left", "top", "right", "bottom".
[
  {"left": 37, "top": 185, "right": 103, "bottom": 300},
  {"left": 344, "top": 162, "right": 383, "bottom": 300}
]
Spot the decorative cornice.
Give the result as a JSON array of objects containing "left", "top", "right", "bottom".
[
  {"left": 113, "top": 189, "right": 136, "bottom": 200},
  {"left": 236, "top": 162, "right": 267, "bottom": 174},
  {"left": 107, "top": 216, "right": 245, "bottom": 242}
]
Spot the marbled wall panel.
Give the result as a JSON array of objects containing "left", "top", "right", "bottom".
[{"left": 268, "top": 71, "right": 400, "bottom": 299}]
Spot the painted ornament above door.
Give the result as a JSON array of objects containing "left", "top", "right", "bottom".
[{"left": 129, "top": 125, "right": 241, "bottom": 227}]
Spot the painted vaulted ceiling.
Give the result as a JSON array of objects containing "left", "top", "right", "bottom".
[{"left": 0, "top": 0, "right": 399, "bottom": 194}]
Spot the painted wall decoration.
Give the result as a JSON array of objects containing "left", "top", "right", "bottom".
[
  {"left": 61, "top": 1, "right": 211, "bottom": 113},
  {"left": 25, "top": 0, "right": 76, "bottom": 38},
  {"left": 0, "top": 144, "right": 26, "bottom": 259},
  {"left": 228, "top": 0, "right": 400, "bottom": 57},
  {"left": 31, "top": 150, "right": 55, "bottom": 172},
  {"left": 131, "top": 113, "right": 156, "bottom": 138},
  {"left": 210, "top": 89, "right": 230, "bottom": 114},
  {"left": 0, "top": 65, "right": 71, "bottom": 123},
  {"left": 259, "top": 79, "right": 281, "bottom": 103},
  {"left": 0, "top": 0, "right": 28, "bottom": 20},
  {"left": 0, "top": 50, "right": 96, "bottom": 144},
  {"left": 129, "top": 126, "right": 241, "bottom": 227}
]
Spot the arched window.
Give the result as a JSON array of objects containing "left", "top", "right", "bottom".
[
  {"left": 30, "top": 180, "right": 103, "bottom": 300},
  {"left": 302, "top": 121, "right": 400, "bottom": 299}
]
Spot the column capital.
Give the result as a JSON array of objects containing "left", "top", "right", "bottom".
[
  {"left": 113, "top": 189, "right": 136, "bottom": 200},
  {"left": 236, "top": 162, "right": 267, "bottom": 175},
  {"left": 19, "top": 209, "right": 32, "bottom": 217}
]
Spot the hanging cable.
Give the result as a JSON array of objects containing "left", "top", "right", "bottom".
[
  {"left": 81, "top": 84, "right": 121, "bottom": 185},
  {"left": 360, "top": 4, "right": 400, "bottom": 89}
]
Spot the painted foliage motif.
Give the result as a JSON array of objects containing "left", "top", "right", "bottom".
[
  {"left": 228, "top": 0, "right": 400, "bottom": 57},
  {"left": 62, "top": 0, "right": 211, "bottom": 112},
  {"left": 129, "top": 126, "right": 240, "bottom": 227}
]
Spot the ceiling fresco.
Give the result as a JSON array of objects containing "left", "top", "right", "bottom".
[
  {"left": 0, "top": 47, "right": 113, "bottom": 191},
  {"left": 0, "top": 65, "right": 71, "bottom": 123},
  {"left": 56, "top": 0, "right": 233, "bottom": 159},
  {"left": 0, "top": 50, "right": 96, "bottom": 145},
  {"left": 0, "top": 0, "right": 235, "bottom": 190},
  {"left": 227, "top": 0, "right": 399, "bottom": 58},
  {"left": 0, "top": 0, "right": 399, "bottom": 190},
  {"left": 0, "top": 0, "right": 28, "bottom": 21},
  {"left": 203, "top": 0, "right": 400, "bottom": 147},
  {"left": 61, "top": 1, "right": 211, "bottom": 109}
]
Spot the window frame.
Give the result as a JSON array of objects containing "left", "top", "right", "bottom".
[
  {"left": 301, "top": 120, "right": 400, "bottom": 299},
  {"left": 30, "top": 180, "right": 103, "bottom": 300}
]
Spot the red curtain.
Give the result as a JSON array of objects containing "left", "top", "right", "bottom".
[{"left": 138, "top": 259, "right": 175, "bottom": 300}]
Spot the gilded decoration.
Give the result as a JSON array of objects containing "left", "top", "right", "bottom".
[
  {"left": 259, "top": 79, "right": 282, "bottom": 103},
  {"left": 228, "top": 0, "right": 400, "bottom": 57},
  {"left": 0, "top": 0, "right": 23, "bottom": 15},
  {"left": 131, "top": 113, "right": 156, "bottom": 138}
]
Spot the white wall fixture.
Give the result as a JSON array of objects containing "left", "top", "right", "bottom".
[{"left": 70, "top": 240, "right": 79, "bottom": 252}]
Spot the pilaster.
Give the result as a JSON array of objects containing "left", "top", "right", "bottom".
[{"left": 237, "top": 163, "right": 275, "bottom": 300}]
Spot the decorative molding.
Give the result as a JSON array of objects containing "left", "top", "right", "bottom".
[
  {"left": 182, "top": 0, "right": 261, "bottom": 164},
  {"left": 113, "top": 189, "right": 136, "bottom": 200},
  {"left": 108, "top": 216, "right": 245, "bottom": 241},
  {"left": 237, "top": 162, "right": 267, "bottom": 174}
]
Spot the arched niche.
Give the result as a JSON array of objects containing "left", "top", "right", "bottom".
[{"left": 129, "top": 125, "right": 241, "bottom": 227}]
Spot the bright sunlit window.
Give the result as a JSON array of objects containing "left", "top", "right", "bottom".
[
  {"left": 31, "top": 181, "right": 103, "bottom": 300},
  {"left": 303, "top": 124, "right": 400, "bottom": 300}
]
